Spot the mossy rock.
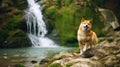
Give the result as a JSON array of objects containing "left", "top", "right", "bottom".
[
  {"left": 5, "top": 36, "right": 32, "bottom": 48},
  {"left": 1, "top": 29, "right": 32, "bottom": 48},
  {"left": 74, "top": 48, "right": 80, "bottom": 53},
  {"left": 65, "top": 63, "right": 73, "bottom": 67},
  {"left": 0, "top": 30, "right": 9, "bottom": 44},
  {"left": 49, "top": 63, "right": 62, "bottom": 67},
  {"left": 14, "top": 64, "right": 25, "bottom": 67},
  {"left": 43, "top": 0, "right": 105, "bottom": 46}
]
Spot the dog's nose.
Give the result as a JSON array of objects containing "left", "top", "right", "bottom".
[{"left": 85, "top": 25, "right": 88, "bottom": 28}]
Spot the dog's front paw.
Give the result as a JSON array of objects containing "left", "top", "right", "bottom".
[{"left": 80, "top": 51, "right": 83, "bottom": 55}]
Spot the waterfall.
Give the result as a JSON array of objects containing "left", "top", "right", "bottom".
[{"left": 25, "top": 0, "right": 58, "bottom": 47}]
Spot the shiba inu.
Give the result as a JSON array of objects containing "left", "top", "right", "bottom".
[{"left": 77, "top": 18, "right": 98, "bottom": 55}]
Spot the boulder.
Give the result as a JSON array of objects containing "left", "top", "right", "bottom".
[
  {"left": 0, "top": 29, "right": 32, "bottom": 48},
  {"left": 49, "top": 54, "right": 105, "bottom": 67},
  {"left": 48, "top": 40, "right": 120, "bottom": 67}
]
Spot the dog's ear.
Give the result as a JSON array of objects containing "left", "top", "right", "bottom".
[
  {"left": 81, "top": 18, "right": 85, "bottom": 22},
  {"left": 89, "top": 19, "right": 93, "bottom": 23}
]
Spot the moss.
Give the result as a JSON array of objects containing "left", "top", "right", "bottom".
[
  {"left": 7, "top": 29, "right": 25, "bottom": 40},
  {"left": 0, "top": 12, "right": 25, "bottom": 47},
  {"left": 11, "top": 0, "right": 27, "bottom": 9},
  {"left": 92, "top": 0, "right": 105, "bottom": 7},
  {"left": 14, "top": 64, "right": 25, "bottom": 67},
  {"left": 0, "top": 7, "right": 11, "bottom": 13},
  {"left": 52, "top": 5, "right": 78, "bottom": 45},
  {"left": 0, "top": 30, "right": 9, "bottom": 43},
  {"left": 44, "top": 0, "right": 105, "bottom": 46},
  {"left": 107, "top": 39, "right": 114, "bottom": 43},
  {"left": 0, "top": 0, "right": 29, "bottom": 48},
  {"left": 74, "top": 48, "right": 80, "bottom": 53},
  {"left": 65, "top": 63, "right": 73, "bottom": 67},
  {"left": 49, "top": 63, "right": 62, "bottom": 67},
  {"left": 34, "top": 66, "right": 40, "bottom": 67},
  {"left": 5, "top": 14, "right": 22, "bottom": 30}
]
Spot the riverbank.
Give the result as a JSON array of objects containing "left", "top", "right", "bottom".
[
  {"left": 1, "top": 31, "right": 119, "bottom": 67},
  {"left": 39, "top": 32, "right": 120, "bottom": 67},
  {"left": 0, "top": 47, "right": 75, "bottom": 67},
  {"left": 45, "top": 41, "right": 120, "bottom": 67}
]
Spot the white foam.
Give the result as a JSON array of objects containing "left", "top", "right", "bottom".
[{"left": 25, "top": 0, "right": 58, "bottom": 47}]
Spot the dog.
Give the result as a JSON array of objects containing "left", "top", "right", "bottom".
[{"left": 77, "top": 18, "right": 98, "bottom": 55}]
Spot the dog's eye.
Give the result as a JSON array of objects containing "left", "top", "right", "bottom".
[
  {"left": 88, "top": 23, "right": 90, "bottom": 25},
  {"left": 88, "top": 23, "right": 91, "bottom": 25}
]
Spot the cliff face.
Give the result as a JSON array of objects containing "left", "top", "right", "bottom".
[
  {"left": 104, "top": 0, "right": 120, "bottom": 23},
  {"left": 0, "top": 0, "right": 32, "bottom": 48},
  {"left": 42, "top": 0, "right": 105, "bottom": 46},
  {"left": 42, "top": 0, "right": 120, "bottom": 46}
]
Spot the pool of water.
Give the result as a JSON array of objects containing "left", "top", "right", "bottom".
[{"left": 0, "top": 46, "right": 75, "bottom": 67}]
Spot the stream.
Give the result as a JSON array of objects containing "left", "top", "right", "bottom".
[
  {"left": 0, "top": 0, "right": 76, "bottom": 67},
  {"left": 0, "top": 47, "right": 75, "bottom": 67}
]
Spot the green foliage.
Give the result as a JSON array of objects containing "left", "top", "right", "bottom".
[
  {"left": 14, "top": 64, "right": 25, "bottom": 67},
  {"left": 74, "top": 48, "right": 80, "bottom": 53},
  {"left": 12, "top": 0, "right": 27, "bottom": 9},
  {"left": 65, "top": 63, "right": 72, "bottom": 67},
  {"left": 107, "top": 39, "right": 114, "bottom": 43},
  {"left": 64, "top": 0, "right": 73, "bottom": 6},
  {"left": 5, "top": 14, "right": 22, "bottom": 30},
  {"left": 45, "top": 6, "right": 59, "bottom": 20},
  {"left": 92, "top": 0, "right": 105, "bottom": 7},
  {"left": 49, "top": 63, "right": 62, "bottom": 67},
  {"left": 34, "top": 66, "right": 40, "bottom": 67},
  {"left": 80, "top": 6, "right": 105, "bottom": 36},
  {"left": 0, "top": 31, "right": 9, "bottom": 42},
  {"left": 7, "top": 29, "right": 25, "bottom": 40},
  {"left": 56, "top": 0, "right": 62, "bottom": 8},
  {"left": 44, "top": 0, "right": 105, "bottom": 46},
  {"left": 0, "top": 0, "right": 29, "bottom": 48}
]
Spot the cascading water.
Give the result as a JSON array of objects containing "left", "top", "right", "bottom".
[{"left": 25, "top": 0, "right": 58, "bottom": 47}]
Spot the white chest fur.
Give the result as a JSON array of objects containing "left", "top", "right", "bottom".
[
  {"left": 77, "top": 31, "right": 91, "bottom": 42},
  {"left": 77, "top": 35, "right": 90, "bottom": 41}
]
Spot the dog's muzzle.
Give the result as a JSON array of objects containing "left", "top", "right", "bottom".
[{"left": 83, "top": 25, "right": 89, "bottom": 29}]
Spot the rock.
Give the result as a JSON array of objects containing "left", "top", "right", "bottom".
[
  {"left": 101, "top": 55, "right": 120, "bottom": 67},
  {"left": 49, "top": 63, "right": 62, "bottom": 67},
  {"left": 116, "top": 54, "right": 120, "bottom": 58},
  {"left": 48, "top": 40, "right": 120, "bottom": 67},
  {"left": 1, "top": 29, "right": 32, "bottom": 48},
  {"left": 50, "top": 57, "right": 105, "bottom": 67},
  {"left": 40, "top": 58, "right": 50, "bottom": 64},
  {"left": 3, "top": 56, "right": 8, "bottom": 59},
  {"left": 3, "top": 53, "right": 7, "bottom": 55},
  {"left": 52, "top": 52, "right": 78, "bottom": 61},
  {"left": 5, "top": 36, "right": 32, "bottom": 48},
  {"left": 31, "top": 60, "right": 37, "bottom": 64},
  {"left": 0, "top": 0, "right": 28, "bottom": 48},
  {"left": 70, "top": 58, "right": 104, "bottom": 67},
  {"left": 14, "top": 64, "right": 25, "bottom": 67}
]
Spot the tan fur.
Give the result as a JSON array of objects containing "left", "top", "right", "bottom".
[{"left": 77, "top": 18, "right": 98, "bottom": 55}]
